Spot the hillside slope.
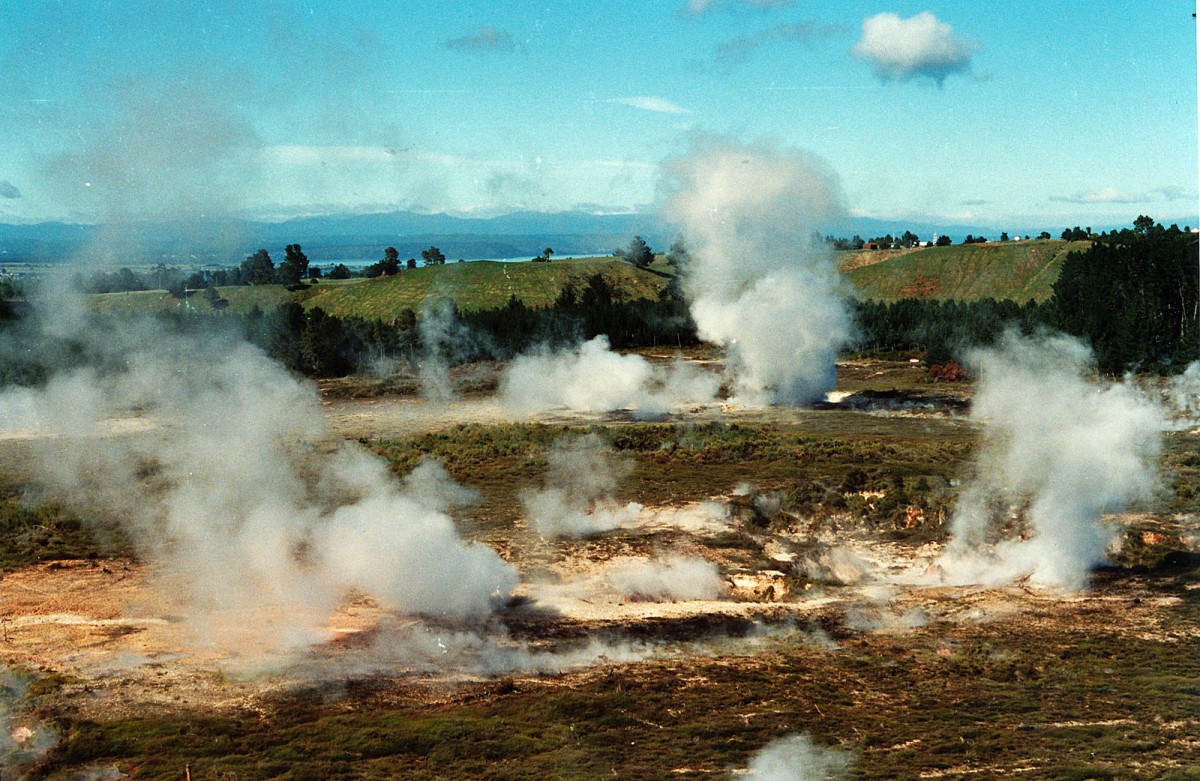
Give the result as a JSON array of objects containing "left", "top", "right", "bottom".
[
  {"left": 303, "top": 257, "right": 666, "bottom": 321},
  {"left": 843, "top": 239, "right": 1089, "bottom": 302},
  {"left": 86, "top": 241, "right": 1088, "bottom": 320},
  {"left": 88, "top": 256, "right": 669, "bottom": 319}
]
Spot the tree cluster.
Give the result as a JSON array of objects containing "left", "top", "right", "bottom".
[
  {"left": 224, "top": 271, "right": 700, "bottom": 378},
  {"left": 1052, "top": 219, "right": 1198, "bottom": 373},
  {"left": 855, "top": 218, "right": 1200, "bottom": 375},
  {"left": 854, "top": 297, "right": 1054, "bottom": 366},
  {"left": 78, "top": 263, "right": 189, "bottom": 296},
  {"left": 615, "top": 236, "right": 654, "bottom": 269},
  {"left": 826, "top": 231, "right": 923, "bottom": 250}
]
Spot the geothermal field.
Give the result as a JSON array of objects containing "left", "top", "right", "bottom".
[
  {"left": 0, "top": 143, "right": 1196, "bottom": 780},
  {"left": 0, "top": 350, "right": 1197, "bottom": 780}
]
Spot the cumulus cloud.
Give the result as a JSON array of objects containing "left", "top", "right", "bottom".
[
  {"left": 1050, "top": 187, "right": 1141, "bottom": 205},
  {"left": 0, "top": 180, "right": 20, "bottom": 199},
  {"left": 852, "top": 11, "right": 975, "bottom": 85},
  {"left": 446, "top": 26, "right": 518, "bottom": 53},
  {"left": 607, "top": 96, "right": 693, "bottom": 115}
]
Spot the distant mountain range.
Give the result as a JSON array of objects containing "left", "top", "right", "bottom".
[{"left": 0, "top": 209, "right": 1187, "bottom": 266}]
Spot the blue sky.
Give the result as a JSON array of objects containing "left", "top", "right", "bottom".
[{"left": 0, "top": 1, "right": 1195, "bottom": 229}]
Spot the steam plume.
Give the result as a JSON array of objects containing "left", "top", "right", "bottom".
[
  {"left": 39, "top": 80, "right": 257, "bottom": 260},
  {"left": 603, "top": 555, "right": 726, "bottom": 601},
  {"left": 0, "top": 316, "right": 516, "bottom": 654},
  {"left": 660, "top": 136, "right": 850, "bottom": 404},
  {"left": 417, "top": 298, "right": 481, "bottom": 402},
  {"left": 744, "top": 732, "right": 853, "bottom": 780},
  {"left": 0, "top": 669, "right": 56, "bottom": 772},
  {"left": 938, "top": 332, "right": 1162, "bottom": 591},
  {"left": 1166, "top": 361, "right": 1200, "bottom": 421},
  {"left": 522, "top": 433, "right": 642, "bottom": 537},
  {"left": 498, "top": 335, "right": 718, "bottom": 417}
]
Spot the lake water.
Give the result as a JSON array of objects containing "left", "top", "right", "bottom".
[{"left": 313, "top": 254, "right": 604, "bottom": 269}]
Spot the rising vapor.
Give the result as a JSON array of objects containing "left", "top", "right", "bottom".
[
  {"left": 660, "top": 136, "right": 850, "bottom": 405},
  {"left": 603, "top": 555, "right": 726, "bottom": 601},
  {"left": 0, "top": 314, "right": 517, "bottom": 656},
  {"left": 743, "top": 732, "right": 853, "bottom": 781},
  {"left": 498, "top": 335, "right": 718, "bottom": 417},
  {"left": 938, "top": 332, "right": 1163, "bottom": 591},
  {"left": 521, "top": 432, "right": 642, "bottom": 537}
]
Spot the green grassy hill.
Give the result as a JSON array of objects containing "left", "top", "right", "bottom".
[
  {"left": 88, "top": 256, "right": 670, "bottom": 320},
  {"left": 843, "top": 239, "right": 1089, "bottom": 302},
  {"left": 86, "top": 241, "right": 1088, "bottom": 320},
  {"left": 303, "top": 256, "right": 667, "bottom": 321}
]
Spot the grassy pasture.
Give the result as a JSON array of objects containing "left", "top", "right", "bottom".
[
  {"left": 844, "top": 240, "right": 1089, "bottom": 302},
  {"left": 85, "top": 256, "right": 669, "bottom": 322},
  {"left": 84, "top": 240, "right": 1089, "bottom": 322}
]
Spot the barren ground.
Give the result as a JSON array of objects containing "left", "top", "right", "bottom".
[{"left": 1, "top": 360, "right": 1197, "bottom": 780}]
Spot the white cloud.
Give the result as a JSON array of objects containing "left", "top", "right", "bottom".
[
  {"left": 852, "top": 11, "right": 975, "bottom": 84},
  {"left": 248, "top": 145, "right": 656, "bottom": 220},
  {"left": 606, "top": 96, "right": 693, "bottom": 115},
  {"left": 685, "top": 0, "right": 794, "bottom": 15},
  {"left": 1154, "top": 185, "right": 1192, "bottom": 201},
  {"left": 1049, "top": 185, "right": 1195, "bottom": 206},
  {"left": 1050, "top": 187, "right": 1140, "bottom": 205},
  {"left": 713, "top": 21, "right": 846, "bottom": 70},
  {"left": 446, "top": 26, "right": 518, "bottom": 53}
]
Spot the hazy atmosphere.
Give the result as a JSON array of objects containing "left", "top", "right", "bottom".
[{"left": 1, "top": 2, "right": 1195, "bottom": 229}]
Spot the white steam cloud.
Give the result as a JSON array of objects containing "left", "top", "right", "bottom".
[
  {"left": 603, "top": 555, "right": 726, "bottom": 601},
  {"left": 938, "top": 332, "right": 1162, "bottom": 591},
  {"left": 417, "top": 297, "right": 482, "bottom": 402},
  {"left": 498, "top": 335, "right": 719, "bottom": 417},
  {"left": 1, "top": 318, "right": 517, "bottom": 655},
  {"left": 660, "top": 136, "right": 850, "bottom": 405},
  {"left": 1166, "top": 361, "right": 1200, "bottom": 421},
  {"left": 522, "top": 433, "right": 642, "bottom": 537},
  {"left": 0, "top": 669, "right": 56, "bottom": 772},
  {"left": 852, "top": 12, "right": 976, "bottom": 85},
  {"left": 744, "top": 732, "right": 853, "bottom": 781}
]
